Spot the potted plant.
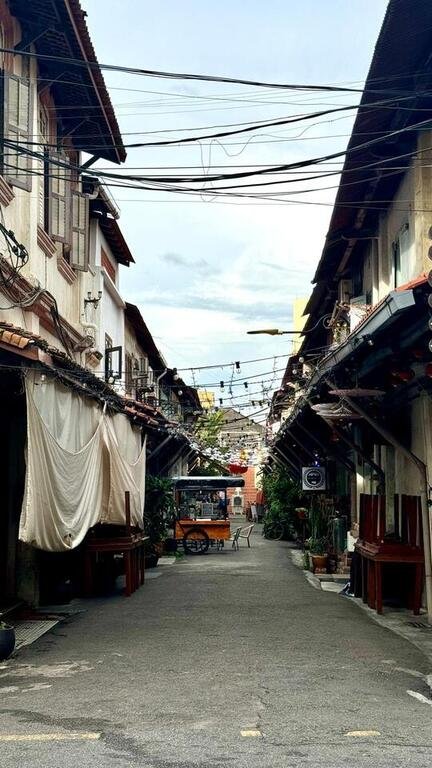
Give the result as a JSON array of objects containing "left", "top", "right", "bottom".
[
  {"left": 307, "top": 498, "right": 329, "bottom": 573},
  {"left": 144, "top": 475, "right": 175, "bottom": 568},
  {"left": 295, "top": 507, "right": 308, "bottom": 520},
  {"left": 308, "top": 537, "right": 329, "bottom": 573},
  {"left": 0, "top": 621, "right": 15, "bottom": 660}
]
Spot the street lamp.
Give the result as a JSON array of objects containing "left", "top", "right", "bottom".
[
  {"left": 247, "top": 328, "right": 302, "bottom": 336},
  {"left": 246, "top": 314, "right": 332, "bottom": 337}
]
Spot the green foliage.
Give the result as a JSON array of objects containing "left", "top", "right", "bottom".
[
  {"left": 193, "top": 409, "right": 229, "bottom": 474},
  {"left": 309, "top": 498, "right": 329, "bottom": 540},
  {"left": 307, "top": 497, "right": 330, "bottom": 555},
  {"left": 308, "top": 537, "right": 328, "bottom": 555},
  {"left": 144, "top": 475, "right": 175, "bottom": 550},
  {"left": 192, "top": 463, "right": 221, "bottom": 477},
  {"left": 261, "top": 468, "right": 306, "bottom": 539},
  {"left": 194, "top": 410, "right": 225, "bottom": 449}
]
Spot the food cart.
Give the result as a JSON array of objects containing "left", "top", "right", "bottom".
[{"left": 171, "top": 476, "right": 245, "bottom": 554}]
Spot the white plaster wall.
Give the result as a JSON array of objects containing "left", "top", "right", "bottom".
[{"left": 377, "top": 165, "right": 418, "bottom": 301}]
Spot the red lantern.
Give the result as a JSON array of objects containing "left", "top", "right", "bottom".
[{"left": 228, "top": 463, "right": 248, "bottom": 475}]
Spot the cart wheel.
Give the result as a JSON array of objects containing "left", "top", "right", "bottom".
[{"left": 183, "top": 527, "right": 210, "bottom": 555}]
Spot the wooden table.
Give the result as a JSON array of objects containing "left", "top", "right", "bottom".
[
  {"left": 84, "top": 531, "right": 149, "bottom": 597},
  {"left": 355, "top": 540, "right": 424, "bottom": 615},
  {"left": 354, "top": 492, "right": 425, "bottom": 615},
  {"left": 84, "top": 491, "right": 148, "bottom": 597}
]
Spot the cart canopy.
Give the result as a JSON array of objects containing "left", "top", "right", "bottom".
[{"left": 171, "top": 476, "right": 245, "bottom": 490}]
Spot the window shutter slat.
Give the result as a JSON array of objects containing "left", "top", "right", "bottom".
[
  {"left": 38, "top": 159, "right": 45, "bottom": 227},
  {"left": 70, "top": 191, "right": 89, "bottom": 271},
  {"left": 4, "top": 74, "right": 31, "bottom": 190},
  {"left": 48, "top": 153, "right": 70, "bottom": 243},
  {"left": 8, "top": 77, "right": 18, "bottom": 126},
  {"left": 38, "top": 148, "right": 49, "bottom": 230}
]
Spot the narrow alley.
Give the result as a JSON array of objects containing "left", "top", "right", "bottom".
[{"left": 1, "top": 529, "right": 431, "bottom": 768}]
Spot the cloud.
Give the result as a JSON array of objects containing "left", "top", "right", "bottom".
[
  {"left": 160, "top": 251, "right": 187, "bottom": 266},
  {"left": 129, "top": 287, "right": 292, "bottom": 324},
  {"left": 159, "top": 251, "right": 220, "bottom": 276}
]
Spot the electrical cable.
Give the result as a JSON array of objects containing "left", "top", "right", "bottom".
[
  {"left": 0, "top": 46, "right": 365, "bottom": 92},
  {"left": 16, "top": 90, "right": 432, "bottom": 152},
  {"left": 7, "top": 97, "right": 432, "bottom": 192}
]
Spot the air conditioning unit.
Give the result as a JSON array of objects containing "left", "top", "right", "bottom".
[{"left": 338, "top": 279, "right": 352, "bottom": 304}]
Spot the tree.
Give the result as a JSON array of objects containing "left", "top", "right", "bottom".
[{"left": 193, "top": 410, "right": 229, "bottom": 475}]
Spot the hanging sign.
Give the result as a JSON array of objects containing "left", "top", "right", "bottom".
[{"left": 302, "top": 466, "right": 326, "bottom": 491}]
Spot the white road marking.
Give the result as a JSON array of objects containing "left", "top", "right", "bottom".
[
  {"left": 407, "top": 690, "right": 432, "bottom": 707},
  {"left": 0, "top": 661, "right": 93, "bottom": 679},
  {"left": 393, "top": 666, "right": 426, "bottom": 681},
  {"left": 241, "top": 730, "right": 262, "bottom": 737},
  {"left": 345, "top": 730, "right": 381, "bottom": 737},
  {"left": 0, "top": 732, "right": 101, "bottom": 742}
]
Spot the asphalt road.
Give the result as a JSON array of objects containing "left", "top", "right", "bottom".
[{"left": 1, "top": 528, "right": 431, "bottom": 767}]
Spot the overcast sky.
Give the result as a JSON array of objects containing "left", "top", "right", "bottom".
[{"left": 82, "top": 0, "right": 388, "bottom": 418}]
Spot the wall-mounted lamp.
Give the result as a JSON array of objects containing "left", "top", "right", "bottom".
[{"left": 84, "top": 290, "right": 102, "bottom": 309}]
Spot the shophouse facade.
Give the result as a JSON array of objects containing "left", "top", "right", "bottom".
[{"left": 268, "top": 0, "right": 432, "bottom": 617}]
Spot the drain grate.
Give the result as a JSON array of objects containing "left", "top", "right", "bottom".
[
  {"left": 406, "top": 621, "right": 432, "bottom": 630},
  {"left": 13, "top": 620, "right": 58, "bottom": 650}
]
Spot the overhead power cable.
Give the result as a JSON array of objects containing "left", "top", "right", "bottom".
[
  {"left": 17, "top": 91, "right": 432, "bottom": 151},
  {"left": 6, "top": 111, "right": 432, "bottom": 191},
  {"left": 0, "top": 47, "right": 363, "bottom": 92}
]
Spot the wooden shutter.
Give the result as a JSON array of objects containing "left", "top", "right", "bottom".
[
  {"left": 48, "top": 152, "right": 70, "bottom": 243},
  {"left": 70, "top": 191, "right": 89, "bottom": 271},
  {"left": 38, "top": 149, "right": 49, "bottom": 229},
  {"left": 4, "top": 74, "right": 31, "bottom": 190}
]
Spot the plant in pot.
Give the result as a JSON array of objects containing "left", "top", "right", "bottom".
[
  {"left": 308, "top": 536, "right": 329, "bottom": 573},
  {"left": 0, "top": 621, "right": 15, "bottom": 660},
  {"left": 308, "top": 498, "right": 329, "bottom": 573},
  {"left": 144, "top": 475, "right": 175, "bottom": 567}
]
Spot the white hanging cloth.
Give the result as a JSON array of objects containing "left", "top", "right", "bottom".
[
  {"left": 19, "top": 373, "right": 145, "bottom": 552},
  {"left": 102, "top": 412, "right": 146, "bottom": 528}
]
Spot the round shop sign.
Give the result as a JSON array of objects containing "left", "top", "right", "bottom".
[{"left": 302, "top": 466, "right": 326, "bottom": 491}]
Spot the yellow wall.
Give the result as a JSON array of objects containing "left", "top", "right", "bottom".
[{"left": 292, "top": 298, "right": 308, "bottom": 354}]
